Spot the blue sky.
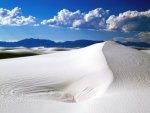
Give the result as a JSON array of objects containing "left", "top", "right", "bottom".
[{"left": 0, "top": 0, "right": 149, "bottom": 42}]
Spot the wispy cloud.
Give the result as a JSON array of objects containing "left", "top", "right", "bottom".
[
  {"left": 0, "top": 7, "right": 36, "bottom": 26},
  {"left": 113, "top": 32, "right": 150, "bottom": 43},
  {"left": 33, "top": 24, "right": 40, "bottom": 27},
  {"left": 138, "top": 32, "right": 150, "bottom": 42}
]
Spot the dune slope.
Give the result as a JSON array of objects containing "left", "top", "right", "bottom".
[
  {"left": 92, "top": 41, "right": 150, "bottom": 113},
  {"left": 103, "top": 41, "right": 150, "bottom": 91},
  {"left": 0, "top": 42, "right": 113, "bottom": 103},
  {"left": 0, "top": 41, "right": 150, "bottom": 113}
]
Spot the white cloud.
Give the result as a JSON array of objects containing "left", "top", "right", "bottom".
[
  {"left": 0, "top": 7, "right": 149, "bottom": 32},
  {"left": 106, "top": 10, "right": 150, "bottom": 32},
  {"left": 41, "top": 8, "right": 150, "bottom": 32},
  {"left": 41, "top": 8, "right": 109, "bottom": 30},
  {"left": 41, "top": 9, "right": 82, "bottom": 27},
  {"left": 33, "top": 24, "right": 40, "bottom": 27},
  {"left": 0, "top": 7, "right": 36, "bottom": 26},
  {"left": 112, "top": 32, "right": 150, "bottom": 43},
  {"left": 112, "top": 37, "right": 141, "bottom": 42},
  {"left": 138, "top": 32, "right": 150, "bottom": 43}
]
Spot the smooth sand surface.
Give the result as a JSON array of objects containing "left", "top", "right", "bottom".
[
  {"left": 99, "top": 41, "right": 150, "bottom": 113},
  {"left": 103, "top": 41, "right": 150, "bottom": 90},
  {"left": 0, "top": 41, "right": 150, "bottom": 113},
  {"left": 0, "top": 42, "right": 113, "bottom": 102},
  {"left": 141, "top": 50, "right": 150, "bottom": 54}
]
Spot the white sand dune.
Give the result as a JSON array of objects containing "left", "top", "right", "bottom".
[
  {"left": 141, "top": 50, "right": 150, "bottom": 54},
  {"left": 0, "top": 41, "right": 150, "bottom": 113},
  {"left": 0, "top": 42, "right": 113, "bottom": 102}
]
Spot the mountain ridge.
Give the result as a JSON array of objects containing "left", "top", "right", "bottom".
[{"left": 0, "top": 38, "right": 150, "bottom": 48}]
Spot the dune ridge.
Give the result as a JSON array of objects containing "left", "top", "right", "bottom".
[
  {"left": 0, "top": 41, "right": 150, "bottom": 113},
  {"left": 86, "top": 41, "right": 150, "bottom": 113},
  {"left": 103, "top": 41, "right": 150, "bottom": 91},
  {"left": 0, "top": 42, "right": 113, "bottom": 102}
]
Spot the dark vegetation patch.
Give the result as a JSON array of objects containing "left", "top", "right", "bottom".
[
  {"left": 52, "top": 48, "right": 72, "bottom": 51},
  {"left": 0, "top": 52, "right": 39, "bottom": 59}
]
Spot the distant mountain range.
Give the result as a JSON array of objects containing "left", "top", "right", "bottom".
[
  {"left": 0, "top": 38, "right": 103, "bottom": 48},
  {"left": 0, "top": 38, "right": 150, "bottom": 48}
]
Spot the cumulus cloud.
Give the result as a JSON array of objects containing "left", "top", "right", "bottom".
[
  {"left": 41, "top": 8, "right": 109, "bottom": 30},
  {"left": 41, "top": 8, "right": 150, "bottom": 32},
  {"left": 106, "top": 10, "right": 150, "bottom": 32},
  {"left": 0, "top": 7, "right": 36, "bottom": 26}
]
